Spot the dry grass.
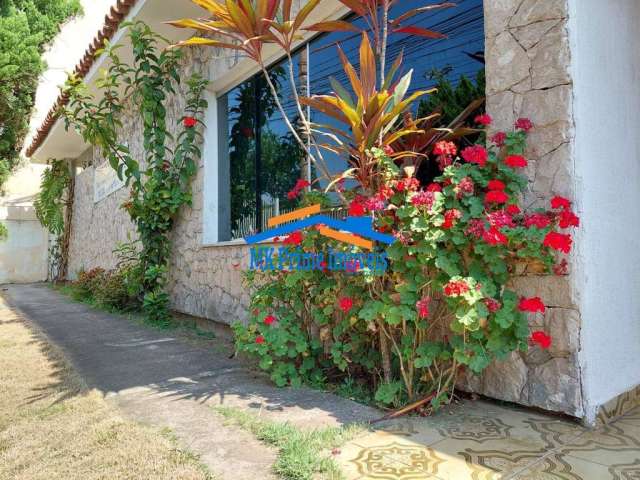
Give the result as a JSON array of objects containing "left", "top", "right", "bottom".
[{"left": 0, "top": 295, "right": 214, "bottom": 480}]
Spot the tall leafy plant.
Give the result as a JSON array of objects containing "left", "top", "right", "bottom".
[{"left": 62, "top": 22, "right": 208, "bottom": 322}]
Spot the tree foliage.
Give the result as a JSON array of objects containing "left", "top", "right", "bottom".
[{"left": 0, "top": 0, "right": 81, "bottom": 190}]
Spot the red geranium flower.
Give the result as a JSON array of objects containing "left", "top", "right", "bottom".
[
  {"left": 519, "top": 297, "right": 545, "bottom": 313},
  {"left": 515, "top": 118, "right": 533, "bottom": 132},
  {"left": 543, "top": 231, "right": 572, "bottom": 253},
  {"left": 255, "top": 335, "right": 265, "bottom": 344},
  {"left": 487, "top": 179, "right": 505, "bottom": 191},
  {"left": 283, "top": 231, "right": 304, "bottom": 246},
  {"left": 264, "top": 315, "right": 276, "bottom": 326},
  {"left": 530, "top": 330, "right": 552, "bottom": 349},
  {"left": 183, "top": 116, "right": 197, "bottom": 128},
  {"left": 411, "top": 190, "right": 435, "bottom": 208},
  {"left": 506, "top": 204, "right": 521, "bottom": 215},
  {"left": 484, "top": 298, "right": 501, "bottom": 313},
  {"left": 433, "top": 141, "right": 457, "bottom": 156},
  {"left": 426, "top": 182, "right": 442, "bottom": 192},
  {"left": 490, "top": 131, "right": 506, "bottom": 147},
  {"left": 442, "top": 209, "right": 462, "bottom": 229},
  {"left": 559, "top": 210, "right": 580, "bottom": 228},
  {"left": 378, "top": 185, "right": 394, "bottom": 200},
  {"left": 505, "top": 155, "right": 528, "bottom": 168},
  {"left": 474, "top": 113, "right": 492, "bottom": 126},
  {"left": 466, "top": 218, "right": 486, "bottom": 238},
  {"left": 443, "top": 279, "right": 469, "bottom": 297},
  {"left": 339, "top": 297, "right": 354, "bottom": 312},
  {"left": 485, "top": 190, "right": 509, "bottom": 204},
  {"left": 551, "top": 195, "right": 571, "bottom": 210},
  {"left": 348, "top": 200, "right": 366, "bottom": 217},
  {"left": 487, "top": 210, "right": 514, "bottom": 228},
  {"left": 525, "top": 213, "right": 551, "bottom": 229},
  {"left": 461, "top": 145, "right": 488, "bottom": 167},
  {"left": 483, "top": 226, "right": 508, "bottom": 245},
  {"left": 416, "top": 297, "right": 430, "bottom": 318},
  {"left": 457, "top": 177, "right": 474, "bottom": 197}
]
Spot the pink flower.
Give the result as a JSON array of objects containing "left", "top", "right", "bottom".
[
  {"left": 515, "top": 118, "right": 533, "bottom": 132},
  {"left": 487, "top": 210, "right": 514, "bottom": 228},
  {"left": 461, "top": 145, "right": 488, "bottom": 167},
  {"left": 474, "top": 113, "right": 492, "bottom": 126},
  {"left": 339, "top": 297, "right": 354, "bottom": 312},
  {"left": 443, "top": 279, "right": 469, "bottom": 297},
  {"left": 433, "top": 141, "right": 457, "bottom": 156},
  {"left": 484, "top": 298, "right": 501, "bottom": 313},
  {"left": 505, "top": 155, "right": 528, "bottom": 168},
  {"left": 490, "top": 131, "right": 506, "bottom": 147},
  {"left": 416, "top": 297, "right": 430, "bottom": 318},
  {"left": 456, "top": 177, "right": 474, "bottom": 197},
  {"left": 466, "top": 218, "right": 486, "bottom": 238},
  {"left": 518, "top": 297, "right": 545, "bottom": 313},
  {"left": 411, "top": 190, "right": 435, "bottom": 209},
  {"left": 383, "top": 145, "right": 394, "bottom": 155}
]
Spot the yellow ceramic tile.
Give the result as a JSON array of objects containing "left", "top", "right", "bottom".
[
  {"left": 559, "top": 422, "right": 640, "bottom": 466},
  {"left": 616, "top": 406, "right": 640, "bottom": 427},
  {"left": 512, "top": 453, "right": 611, "bottom": 479}
]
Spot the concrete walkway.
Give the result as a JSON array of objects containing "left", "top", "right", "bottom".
[{"left": 2, "top": 284, "right": 380, "bottom": 480}]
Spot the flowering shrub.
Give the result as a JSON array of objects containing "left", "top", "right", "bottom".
[{"left": 172, "top": 1, "right": 579, "bottom": 411}]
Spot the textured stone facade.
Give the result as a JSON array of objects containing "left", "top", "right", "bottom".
[
  {"left": 458, "top": 0, "right": 584, "bottom": 417},
  {"left": 66, "top": 0, "right": 584, "bottom": 417}
]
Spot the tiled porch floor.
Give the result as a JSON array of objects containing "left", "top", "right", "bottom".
[{"left": 336, "top": 400, "right": 640, "bottom": 479}]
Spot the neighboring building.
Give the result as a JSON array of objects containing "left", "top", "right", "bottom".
[{"left": 23, "top": 0, "right": 640, "bottom": 426}]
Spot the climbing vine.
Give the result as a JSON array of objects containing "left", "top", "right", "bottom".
[
  {"left": 62, "top": 22, "right": 208, "bottom": 322},
  {"left": 34, "top": 158, "right": 73, "bottom": 280}
]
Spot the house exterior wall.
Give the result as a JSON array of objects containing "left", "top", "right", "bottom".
[
  {"left": 63, "top": 0, "right": 619, "bottom": 420},
  {"left": 569, "top": 0, "right": 640, "bottom": 424}
]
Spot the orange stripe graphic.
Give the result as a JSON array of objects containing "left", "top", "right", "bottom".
[
  {"left": 267, "top": 204, "right": 322, "bottom": 228},
  {"left": 318, "top": 226, "right": 373, "bottom": 250}
]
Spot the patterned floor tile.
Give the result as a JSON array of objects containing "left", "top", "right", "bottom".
[
  {"left": 511, "top": 454, "right": 611, "bottom": 479},
  {"left": 616, "top": 407, "right": 640, "bottom": 428},
  {"left": 559, "top": 422, "right": 640, "bottom": 466}
]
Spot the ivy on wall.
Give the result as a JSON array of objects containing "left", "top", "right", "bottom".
[{"left": 62, "top": 22, "right": 208, "bottom": 322}]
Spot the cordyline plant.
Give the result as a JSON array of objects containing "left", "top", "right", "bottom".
[
  {"left": 62, "top": 22, "right": 208, "bottom": 322},
  {"left": 170, "top": 1, "right": 579, "bottom": 413}
]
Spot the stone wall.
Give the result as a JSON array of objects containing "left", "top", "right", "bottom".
[
  {"left": 65, "top": 0, "right": 585, "bottom": 417},
  {"left": 458, "top": 0, "right": 584, "bottom": 417}
]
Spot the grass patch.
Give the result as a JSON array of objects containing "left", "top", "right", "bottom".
[
  {"left": 0, "top": 294, "right": 215, "bottom": 480},
  {"left": 214, "top": 406, "right": 365, "bottom": 480}
]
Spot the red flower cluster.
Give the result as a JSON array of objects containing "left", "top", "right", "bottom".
[
  {"left": 487, "top": 210, "right": 514, "bottom": 228},
  {"left": 348, "top": 199, "right": 366, "bottom": 217},
  {"left": 287, "top": 179, "right": 311, "bottom": 200},
  {"left": 427, "top": 182, "right": 442, "bottom": 192},
  {"left": 490, "top": 131, "right": 506, "bottom": 147},
  {"left": 487, "top": 179, "right": 505, "bottom": 191},
  {"left": 483, "top": 226, "right": 508, "bottom": 245},
  {"left": 466, "top": 218, "right": 486, "bottom": 238},
  {"left": 339, "top": 297, "right": 354, "bottom": 312},
  {"left": 461, "top": 145, "right": 488, "bottom": 167},
  {"left": 518, "top": 297, "right": 545, "bottom": 313},
  {"left": 506, "top": 204, "right": 521, "bottom": 215},
  {"left": 283, "top": 231, "right": 304, "bottom": 246},
  {"left": 530, "top": 330, "right": 552, "bottom": 349},
  {"left": 515, "top": 118, "right": 533, "bottom": 132},
  {"left": 524, "top": 213, "right": 551, "bottom": 229},
  {"left": 264, "top": 315, "right": 276, "bottom": 326},
  {"left": 416, "top": 297, "right": 430, "bottom": 318},
  {"left": 551, "top": 195, "right": 571, "bottom": 210},
  {"left": 474, "top": 113, "right": 492, "bottom": 126},
  {"left": 559, "top": 210, "right": 580, "bottom": 228},
  {"left": 255, "top": 335, "right": 265, "bottom": 345},
  {"left": 443, "top": 279, "right": 469, "bottom": 297},
  {"left": 183, "top": 116, "right": 197, "bottom": 128},
  {"left": 543, "top": 231, "right": 572, "bottom": 253},
  {"left": 442, "top": 209, "right": 462, "bottom": 229},
  {"left": 505, "top": 155, "right": 528, "bottom": 168},
  {"left": 485, "top": 189, "right": 509, "bottom": 204}
]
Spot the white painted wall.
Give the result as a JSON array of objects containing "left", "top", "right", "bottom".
[{"left": 569, "top": 0, "right": 640, "bottom": 420}]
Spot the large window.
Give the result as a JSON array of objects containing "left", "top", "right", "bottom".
[{"left": 217, "top": 0, "right": 484, "bottom": 241}]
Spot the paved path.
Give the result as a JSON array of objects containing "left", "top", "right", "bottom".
[{"left": 2, "top": 284, "right": 380, "bottom": 480}]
